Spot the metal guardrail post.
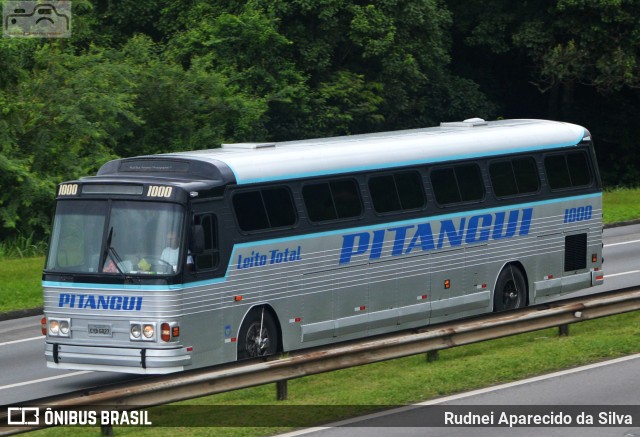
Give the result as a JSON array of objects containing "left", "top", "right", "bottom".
[
  {"left": 100, "top": 424, "right": 113, "bottom": 436},
  {"left": 276, "top": 380, "right": 288, "bottom": 401},
  {"left": 558, "top": 324, "right": 570, "bottom": 336}
]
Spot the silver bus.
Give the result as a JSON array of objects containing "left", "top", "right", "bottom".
[{"left": 42, "top": 118, "right": 604, "bottom": 374}]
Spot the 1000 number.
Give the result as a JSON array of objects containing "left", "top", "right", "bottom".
[{"left": 564, "top": 205, "right": 593, "bottom": 223}]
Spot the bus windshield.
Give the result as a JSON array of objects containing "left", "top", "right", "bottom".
[{"left": 46, "top": 200, "right": 184, "bottom": 275}]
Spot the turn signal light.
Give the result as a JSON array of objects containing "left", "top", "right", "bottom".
[
  {"left": 41, "top": 317, "right": 47, "bottom": 335},
  {"left": 161, "top": 323, "right": 171, "bottom": 342}
]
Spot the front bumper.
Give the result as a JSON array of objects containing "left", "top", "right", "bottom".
[{"left": 45, "top": 342, "right": 192, "bottom": 374}]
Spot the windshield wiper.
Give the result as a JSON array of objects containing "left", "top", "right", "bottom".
[{"left": 102, "top": 227, "right": 125, "bottom": 274}]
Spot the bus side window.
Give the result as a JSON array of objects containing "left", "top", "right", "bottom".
[
  {"left": 430, "top": 164, "right": 484, "bottom": 205},
  {"left": 233, "top": 187, "right": 296, "bottom": 232},
  {"left": 490, "top": 157, "right": 539, "bottom": 198},
  {"left": 544, "top": 151, "right": 592, "bottom": 190},
  {"left": 193, "top": 214, "right": 219, "bottom": 271},
  {"left": 303, "top": 179, "right": 362, "bottom": 222},
  {"left": 369, "top": 171, "right": 425, "bottom": 214}
]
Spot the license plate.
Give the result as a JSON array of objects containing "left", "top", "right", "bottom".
[{"left": 88, "top": 324, "right": 112, "bottom": 336}]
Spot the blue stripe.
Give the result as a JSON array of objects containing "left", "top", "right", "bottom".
[{"left": 43, "top": 192, "right": 600, "bottom": 292}]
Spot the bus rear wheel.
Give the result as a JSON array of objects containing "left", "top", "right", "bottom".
[
  {"left": 237, "top": 307, "right": 278, "bottom": 360},
  {"left": 493, "top": 265, "right": 527, "bottom": 312}
]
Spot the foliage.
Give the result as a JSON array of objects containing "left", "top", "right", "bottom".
[
  {"left": 0, "top": 0, "right": 639, "bottom": 243},
  {"left": 448, "top": 0, "right": 640, "bottom": 185}
]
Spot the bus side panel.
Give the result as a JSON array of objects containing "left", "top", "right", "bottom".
[{"left": 531, "top": 195, "right": 603, "bottom": 304}]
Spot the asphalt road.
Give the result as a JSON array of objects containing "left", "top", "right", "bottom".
[
  {"left": 1, "top": 224, "right": 639, "bottom": 408},
  {"left": 280, "top": 354, "right": 640, "bottom": 437}
]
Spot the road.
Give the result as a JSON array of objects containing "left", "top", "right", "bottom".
[
  {"left": 1, "top": 224, "right": 639, "bottom": 407},
  {"left": 280, "top": 354, "right": 640, "bottom": 437}
]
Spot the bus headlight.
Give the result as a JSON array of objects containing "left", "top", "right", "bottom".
[
  {"left": 48, "top": 318, "right": 71, "bottom": 337},
  {"left": 130, "top": 324, "right": 141, "bottom": 339},
  {"left": 130, "top": 322, "right": 156, "bottom": 341},
  {"left": 59, "top": 320, "right": 70, "bottom": 335},
  {"left": 49, "top": 320, "right": 59, "bottom": 335},
  {"left": 143, "top": 324, "right": 155, "bottom": 339}
]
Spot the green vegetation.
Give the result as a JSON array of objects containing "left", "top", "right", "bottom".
[
  {"left": 2, "top": 0, "right": 640, "bottom": 243},
  {"left": 0, "top": 257, "right": 43, "bottom": 312},
  {"left": 603, "top": 188, "right": 640, "bottom": 225},
  {"left": 0, "top": 232, "right": 48, "bottom": 259},
  {"left": 35, "top": 310, "right": 640, "bottom": 436}
]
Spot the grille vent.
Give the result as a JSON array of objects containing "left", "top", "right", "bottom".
[{"left": 564, "top": 233, "right": 587, "bottom": 272}]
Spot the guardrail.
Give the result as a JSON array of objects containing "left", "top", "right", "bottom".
[{"left": 2, "top": 287, "right": 640, "bottom": 435}]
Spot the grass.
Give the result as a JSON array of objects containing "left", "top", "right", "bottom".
[
  {"left": 0, "top": 256, "right": 44, "bottom": 312},
  {"left": 602, "top": 187, "right": 640, "bottom": 224},
  {"left": 33, "top": 310, "right": 640, "bottom": 436},
  {"left": 0, "top": 232, "right": 48, "bottom": 259}
]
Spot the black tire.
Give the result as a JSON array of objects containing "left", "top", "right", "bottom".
[
  {"left": 237, "top": 307, "right": 278, "bottom": 360},
  {"left": 493, "top": 265, "right": 527, "bottom": 312}
]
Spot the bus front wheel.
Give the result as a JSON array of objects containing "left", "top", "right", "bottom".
[
  {"left": 237, "top": 307, "right": 278, "bottom": 360},
  {"left": 493, "top": 265, "right": 527, "bottom": 312}
]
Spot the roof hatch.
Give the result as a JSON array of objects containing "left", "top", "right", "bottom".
[
  {"left": 221, "top": 142, "right": 276, "bottom": 150},
  {"left": 440, "top": 117, "right": 488, "bottom": 128}
]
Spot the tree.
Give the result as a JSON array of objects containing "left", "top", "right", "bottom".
[{"left": 448, "top": 0, "right": 640, "bottom": 185}]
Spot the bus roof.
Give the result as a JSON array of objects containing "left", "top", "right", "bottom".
[{"left": 103, "top": 119, "right": 588, "bottom": 186}]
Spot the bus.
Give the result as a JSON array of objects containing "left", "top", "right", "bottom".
[{"left": 42, "top": 118, "right": 604, "bottom": 374}]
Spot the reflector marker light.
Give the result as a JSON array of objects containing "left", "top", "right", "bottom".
[
  {"left": 596, "top": 275, "right": 604, "bottom": 281},
  {"left": 289, "top": 317, "right": 302, "bottom": 323},
  {"left": 354, "top": 306, "right": 366, "bottom": 312},
  {"left": 416, "top": 295, "right": 428, "bottom": 301},
  {"left": 444, "top": 279, "right": 451, "bottom": 289},
  {"left": 592, "top": 254, "right": 598, "bottom": 263},
  {"left": 544, "top": 275, "right": 554, "bottom": 280},
  {"left": 234, "top": 295, "right": 243, "bottom": 302}
]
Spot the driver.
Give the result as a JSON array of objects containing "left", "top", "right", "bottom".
[{"left": 161, "top": 230, "right": 180, "bottom": 269}]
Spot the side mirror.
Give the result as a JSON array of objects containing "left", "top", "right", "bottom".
[{"left": 190, "top": 225, "right": 205, "bottom": 254}]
